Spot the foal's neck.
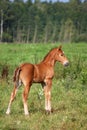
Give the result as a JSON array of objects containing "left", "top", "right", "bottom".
[
  {"left": 42, "top": 56, "right": 56, "bottom": 67},
  {"left": 41, "top": 49, "right": 57, "bottom": 67}
]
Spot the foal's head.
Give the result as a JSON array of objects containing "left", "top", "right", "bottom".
[{"left": 55, "top": 46, "right": 69, "bottom": 66}]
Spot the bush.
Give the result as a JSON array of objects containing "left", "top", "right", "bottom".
[
  {"left": 79, "top": 68, "right": 87, "bottom": 85},
  {"left": 55, "top": 55, "right": 87, "bottom": 90},
  {"left": 2, "top": 32, "right": 13, "bottom": 42}
]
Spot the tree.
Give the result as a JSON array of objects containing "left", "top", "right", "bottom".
[
  {"left": 0, "top": 0, "right": 9, "bottom": 42},
  {"left": 0, "top": 10, "right": 3, "bottom": 42},
  {"left": 43, "top": 20, "right": 53, "bottom": 43},
  {"left": 59, "top": 19, "right": 76, "bottom": 43},
  {"left": 0, "top": 0, "right": 87, "bottom": 43}
]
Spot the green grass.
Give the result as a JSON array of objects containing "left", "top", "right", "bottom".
[{"left": 0, "top": 42, "right": 87, "bottom": 130}]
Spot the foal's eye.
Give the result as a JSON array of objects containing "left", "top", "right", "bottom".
[{"left": 61, "top": 54, "right": 64, "bottom": 56}]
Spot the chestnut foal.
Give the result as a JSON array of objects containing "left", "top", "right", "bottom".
[{"left": 6, "top": 46, "right": 69, "bottom": 115}]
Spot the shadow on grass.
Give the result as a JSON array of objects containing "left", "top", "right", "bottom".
[{"left": 29, "top": 105, "right": 67, "bottom": 115}]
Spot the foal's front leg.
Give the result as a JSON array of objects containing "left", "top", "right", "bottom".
[{"left": 44, "top": 79, "right": 52, "bottom": 113}]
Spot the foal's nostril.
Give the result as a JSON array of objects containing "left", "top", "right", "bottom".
[{"left": 64, "top": 61, "right": 69, "bottom": 66}]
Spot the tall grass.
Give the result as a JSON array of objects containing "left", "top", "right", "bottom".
[{"left": 0, "top": 43, "right": 87, "bottom": 130}]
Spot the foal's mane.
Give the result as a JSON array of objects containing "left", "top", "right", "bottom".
[{"left": 42, "top": 47, "right": 57, "bottom": 62}]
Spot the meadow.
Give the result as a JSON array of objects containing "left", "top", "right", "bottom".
[{"left": 0, "top": 43, "right": 87, "bottom": 130}]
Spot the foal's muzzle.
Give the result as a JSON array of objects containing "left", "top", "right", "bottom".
[{"left": 63, "top": 61, "right": 69, "bottom": 67}]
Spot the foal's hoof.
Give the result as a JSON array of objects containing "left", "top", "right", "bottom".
[
  {"left": 6, "top": 112, "right": 10, "bottom": 115},
  {"left": 25, "top": 113, "right": 29, "bottom": 116},
  {"left": 45, "top": 110, "right": 51, "bottom": 115},
  {"left": 6, "top": 109, "right": 10, "bottom": 115}
]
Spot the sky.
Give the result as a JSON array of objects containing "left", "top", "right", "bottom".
[{"left": 16, "top": 0, "right": 69, "bottom": 2}]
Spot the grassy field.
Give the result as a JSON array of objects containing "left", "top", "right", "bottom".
[{"left": 0, "top": 43, "right": 87, "bottom": 130}]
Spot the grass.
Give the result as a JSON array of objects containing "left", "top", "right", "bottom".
[{"left": 0, "top": 42, "right": 87, "bottom": 130}]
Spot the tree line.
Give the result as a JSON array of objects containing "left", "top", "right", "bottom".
[{"left": 0, "top": 0, "right": 87, "bottom": 43}]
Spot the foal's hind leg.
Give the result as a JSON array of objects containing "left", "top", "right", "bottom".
[
  {"left": 6, "top": 84, "right": 18, "bottom": 115},
  {"left": 22, "top": 82, "right": 31, "bottom": 115}
]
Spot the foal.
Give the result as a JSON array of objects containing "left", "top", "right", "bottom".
[{"left": 6, "top": 46, "right": 69, "bottom": 115}]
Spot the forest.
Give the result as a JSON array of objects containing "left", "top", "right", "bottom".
[{"left": 0, "top": 0, "right": 87, "bottom": 43}]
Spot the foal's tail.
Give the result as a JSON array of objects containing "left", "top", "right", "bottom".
[{"left": 13, "top": 67, "right": 22, "bottom": 87}]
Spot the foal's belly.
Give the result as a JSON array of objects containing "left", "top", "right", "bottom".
[{"left": 33, "top": 73, "right": 45, "bottom": 83}]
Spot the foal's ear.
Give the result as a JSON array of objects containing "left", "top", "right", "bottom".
[{"left": 58, "top": 45, "right": 62, "bottom": 50}]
